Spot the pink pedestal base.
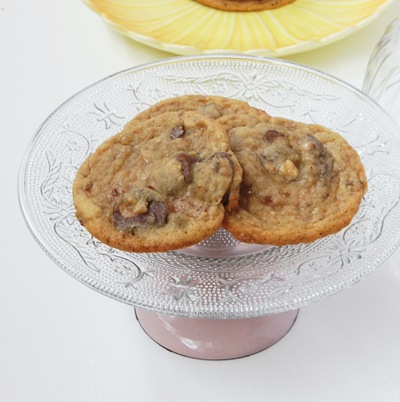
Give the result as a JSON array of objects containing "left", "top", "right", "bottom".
[{"left": 135, "top": 308, "right": 299, "bottom": 360}]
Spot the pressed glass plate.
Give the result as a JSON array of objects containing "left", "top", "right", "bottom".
[
  {"left": 82, "top": 0, "right": 394, "bottom": 56},
  {"left": 19, "top": 55, "right": 400, "bottom": 320}
]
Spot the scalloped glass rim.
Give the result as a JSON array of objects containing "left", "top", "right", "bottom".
[
  {"left": 18, "top": 55, "right": 400, "bottom": 318},
  {"left": 82, "top": 0, "right": 395, "bottom": 57}
]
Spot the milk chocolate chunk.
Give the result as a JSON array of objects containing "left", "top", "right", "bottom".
[
  {"left": 113, "top": 201, "right": 167, "bottom": 231},
  {"left": 175, "top": 153, "right": 200, "bottom": 182}
]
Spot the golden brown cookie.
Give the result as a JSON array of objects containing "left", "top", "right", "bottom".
[
  {"left": 193, "top": 0, "right": 295, "bottom": 12},
  {"left": 73, "top": 111, "right": 241, "bottom": 252},
  {"left": 218, "top": 114, "right": 368, "bottom": 246}
]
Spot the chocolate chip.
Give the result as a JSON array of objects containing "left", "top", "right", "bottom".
[
  {"left": 175, "top": 153, "right": 199, "bottom": 182},
  {"left": 239, "top": 183, "right": 253, "bottom": 211},
  {"left": 170, "top": 125, "right": 185, "bottom": 139},
  {"left": 148, "top": 201, "right": 168, "bottom": 224},
  {"left": 113, "top": 201, "right": 167, "bottom": 232},
  {"left": 264, "top": 130, "right": 282, "bottom": 142}
]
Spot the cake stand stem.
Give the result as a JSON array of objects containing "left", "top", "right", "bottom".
[{"left": 135, "top": 308, "right": 299, "bottom": 360}]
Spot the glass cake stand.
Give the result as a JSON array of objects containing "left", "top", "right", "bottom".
[{"left": 19, "top": 55, "right": 400, "bottom": 359}]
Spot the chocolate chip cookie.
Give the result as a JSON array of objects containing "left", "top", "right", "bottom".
[
  {"left": 218, "top": 114, "right": 368, "bottom": 245},
  {"left": 73, "top": 111, "right": 241, "bottom": 252},
  {"left": 193, "top": 0, "right": 295, "bottom": 12}
]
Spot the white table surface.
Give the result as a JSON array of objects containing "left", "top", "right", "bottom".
[{"left": 2, "top": 1, "right": 400, "bottom": 401}]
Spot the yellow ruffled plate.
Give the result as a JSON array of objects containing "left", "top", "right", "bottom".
[{"left": 83, "top": 0, "right": 395, "bottom": 56}]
